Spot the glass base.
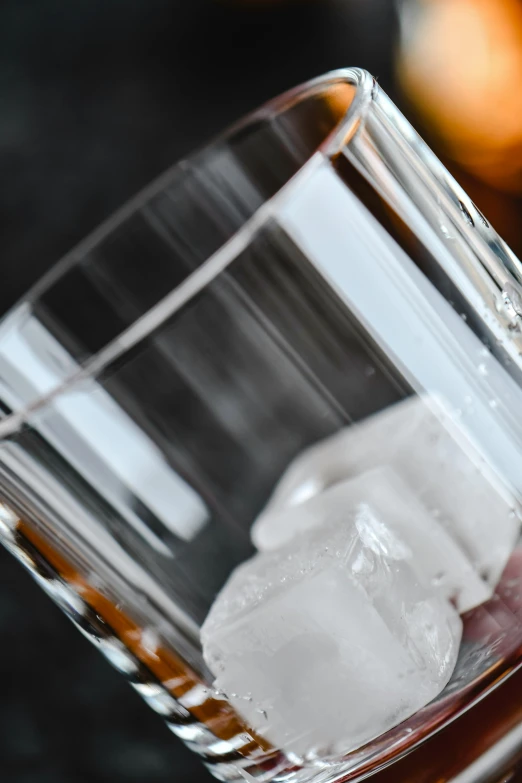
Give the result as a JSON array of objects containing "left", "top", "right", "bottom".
[{"left": 2, "top": 502, "right": 522, "bottom": 783}]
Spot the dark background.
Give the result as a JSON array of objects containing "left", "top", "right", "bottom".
[{"left": 0, "top": 1, "right": 398, "bottom": 781}]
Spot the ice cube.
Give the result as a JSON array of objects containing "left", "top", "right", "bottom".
[
  {"left": 252, "top": 467, "right": 490, "bottom": 613},
  {"left": 202, "top": 506, "right": 462, "bottom": 759},
  {"left": 257, "top": 396, "right": 519, "bottom": 597}
]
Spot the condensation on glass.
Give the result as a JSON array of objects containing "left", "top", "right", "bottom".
[{"left": 2, "top": 69, "right": 522, "bottom": 782}]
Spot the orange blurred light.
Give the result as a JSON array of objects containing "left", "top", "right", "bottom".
[{"left": 397, "top": 0, "right": 522, "bottom": 192}]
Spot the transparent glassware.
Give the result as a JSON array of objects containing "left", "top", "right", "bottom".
[{"left": 2, "top": 67, "right": 522, "bottom": 782}]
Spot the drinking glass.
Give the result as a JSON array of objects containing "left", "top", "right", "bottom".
[{"left": 2, "top": 67, "right": 522, "bottom": 783}]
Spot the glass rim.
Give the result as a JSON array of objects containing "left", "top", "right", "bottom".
[
  {"left": 222, "top": 65, "right": 373, "bottom": 159},
  {"left": 0, "top": 68, "right": 375, "bottom": 438},
  {"left": 23, "top": 67, "right": 374, "bottom": 309}
]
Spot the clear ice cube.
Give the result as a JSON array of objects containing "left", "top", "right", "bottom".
[
  {"left": 252, "top": 467, "right": 490, "bottom": 612},
  {"left": 257, "top": 396, "right": 519, "bottom": 598},
  {"left": 202, "top": 506, "right": 462, "bottom": 759}
]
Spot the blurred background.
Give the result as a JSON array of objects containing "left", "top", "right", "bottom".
[{"left": 2, "top": 0, "right": 522, "bottom": 780}]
